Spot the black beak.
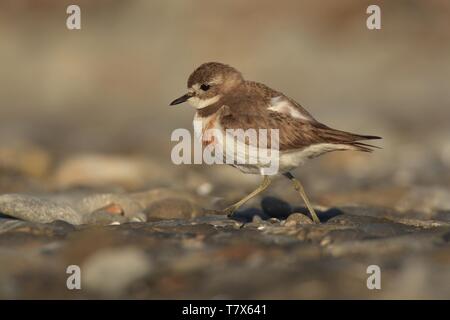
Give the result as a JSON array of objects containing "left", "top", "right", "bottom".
[{"left": 170, "top": 93, "right": 191, "bottom": 106}]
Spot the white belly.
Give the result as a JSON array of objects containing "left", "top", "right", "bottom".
[{"left": 193, "top": 113, "right": 280, "bottom": 175}]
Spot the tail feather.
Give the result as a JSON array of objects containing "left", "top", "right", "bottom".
[
  {"left": 349, "top": 141, "right": 381, "bottom": 152},
  {"left": 317, "top": 125, "right": 382, "bottom": 153},
  {"left": 346, "top": 134, "right": 381, "bottom": 152},
  {"left": 351, "top": 134, "right": 382, "bottom": 141}
]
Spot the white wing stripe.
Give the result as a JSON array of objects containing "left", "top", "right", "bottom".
[{"left": 267, "top": 96, "right": 311, "bottom": 121}]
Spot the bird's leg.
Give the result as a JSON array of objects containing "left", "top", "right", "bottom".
[
  {"left": 223, "top": 175, "right": 272, "bottom": 217},
  {"left": 283, "top": 172, "right": 321, "bottom": 224}
]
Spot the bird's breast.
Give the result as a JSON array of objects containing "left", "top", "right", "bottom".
[{"left": 193, "top": 112, "right": 222, "bottom": 147}]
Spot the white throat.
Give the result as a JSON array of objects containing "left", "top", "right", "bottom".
[{"left": 188, "top": 95, "right": 221, "bottom": 109}]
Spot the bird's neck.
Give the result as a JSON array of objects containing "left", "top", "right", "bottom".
[{"left": 196, "top": 100, "right": 223, "bottom": 118}]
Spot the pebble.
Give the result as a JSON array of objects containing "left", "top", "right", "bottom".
[
  {"left": 284, "top": 213, "right": 313, "bottom": 226},
  {"left": 0, "top": 194, "right": 82, "bottom": 225},
  {"left": 144, "top": 198, "right": 204, "bottom": 219}
]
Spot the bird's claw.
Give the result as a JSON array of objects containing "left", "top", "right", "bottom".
[{"left": 222, "top": 206, "right": 237, "bottom": 218}]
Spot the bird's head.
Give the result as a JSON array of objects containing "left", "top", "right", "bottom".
[{"left": 170, "top": 62, "right": 243, "bottom": 109}]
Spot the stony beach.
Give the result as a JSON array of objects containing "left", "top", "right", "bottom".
[{"left": 0, "top": 146, "right": 449, "bottom": 299}]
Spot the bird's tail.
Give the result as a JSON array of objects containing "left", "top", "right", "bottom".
[
  {"left": 318, "top": 126, "right": 382, "bottom": 153},
  {"left": 348, "top": 139, "right": 382, "bottom": 152}
]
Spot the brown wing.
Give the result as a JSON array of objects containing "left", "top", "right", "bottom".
[
  {"left": 218, "top": 81, "right": 380, "bottom": 151},
  {"left": 244, "top": 81, "right": 317, "bottom": 122},
  {"left": 218, "top": 102, "right": 381, "bottom": 152}
]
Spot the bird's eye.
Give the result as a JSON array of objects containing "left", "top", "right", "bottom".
[{"left": 200, "top": 84, "right": 210, "bottom": 91}]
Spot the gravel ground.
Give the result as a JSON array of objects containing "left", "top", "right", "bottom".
[{"left": 0, "top": 149, "right": 449, "bottom": 299}]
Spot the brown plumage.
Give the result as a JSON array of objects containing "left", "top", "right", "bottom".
[
  {"left": 170, "top": 62, "right": 382, "bottom": 222},
  {"left": 190, "top": 65, "right": 380, "bottom": 153}
]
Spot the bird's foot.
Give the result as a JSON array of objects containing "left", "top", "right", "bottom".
[{"left": 222, "top": 205, "right": 238, "bottom": 218}]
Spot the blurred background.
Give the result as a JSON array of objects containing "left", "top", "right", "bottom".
[{"left": 0, "top": 0, "right": 450, "bottom": 299}]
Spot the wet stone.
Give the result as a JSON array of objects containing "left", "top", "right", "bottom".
[
  {"left": 0, "top": 189, "right": 205, "bottom": 225},
  {"left": 0, "top": 194, "right": 83, "bottom": 225},
  {"left": 144, "top": 198, "right": 204, "bottom": 220},
  {"left": 327, "top": 214, "right": 419, "bottom": 237},
  {"left": 83, "top": 210, "right": 129, "bottom": 225},
  {"left": 284, "top": 213, "right": 314, "bottom": 226}
]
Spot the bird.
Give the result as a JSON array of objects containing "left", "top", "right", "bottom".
[{"left": 170, "top": 62, "right": 381, "bottom": 223}]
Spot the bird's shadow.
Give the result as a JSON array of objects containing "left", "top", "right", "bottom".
[{"left": 230, "top": 196, "right": 343, "bottom": 223}]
